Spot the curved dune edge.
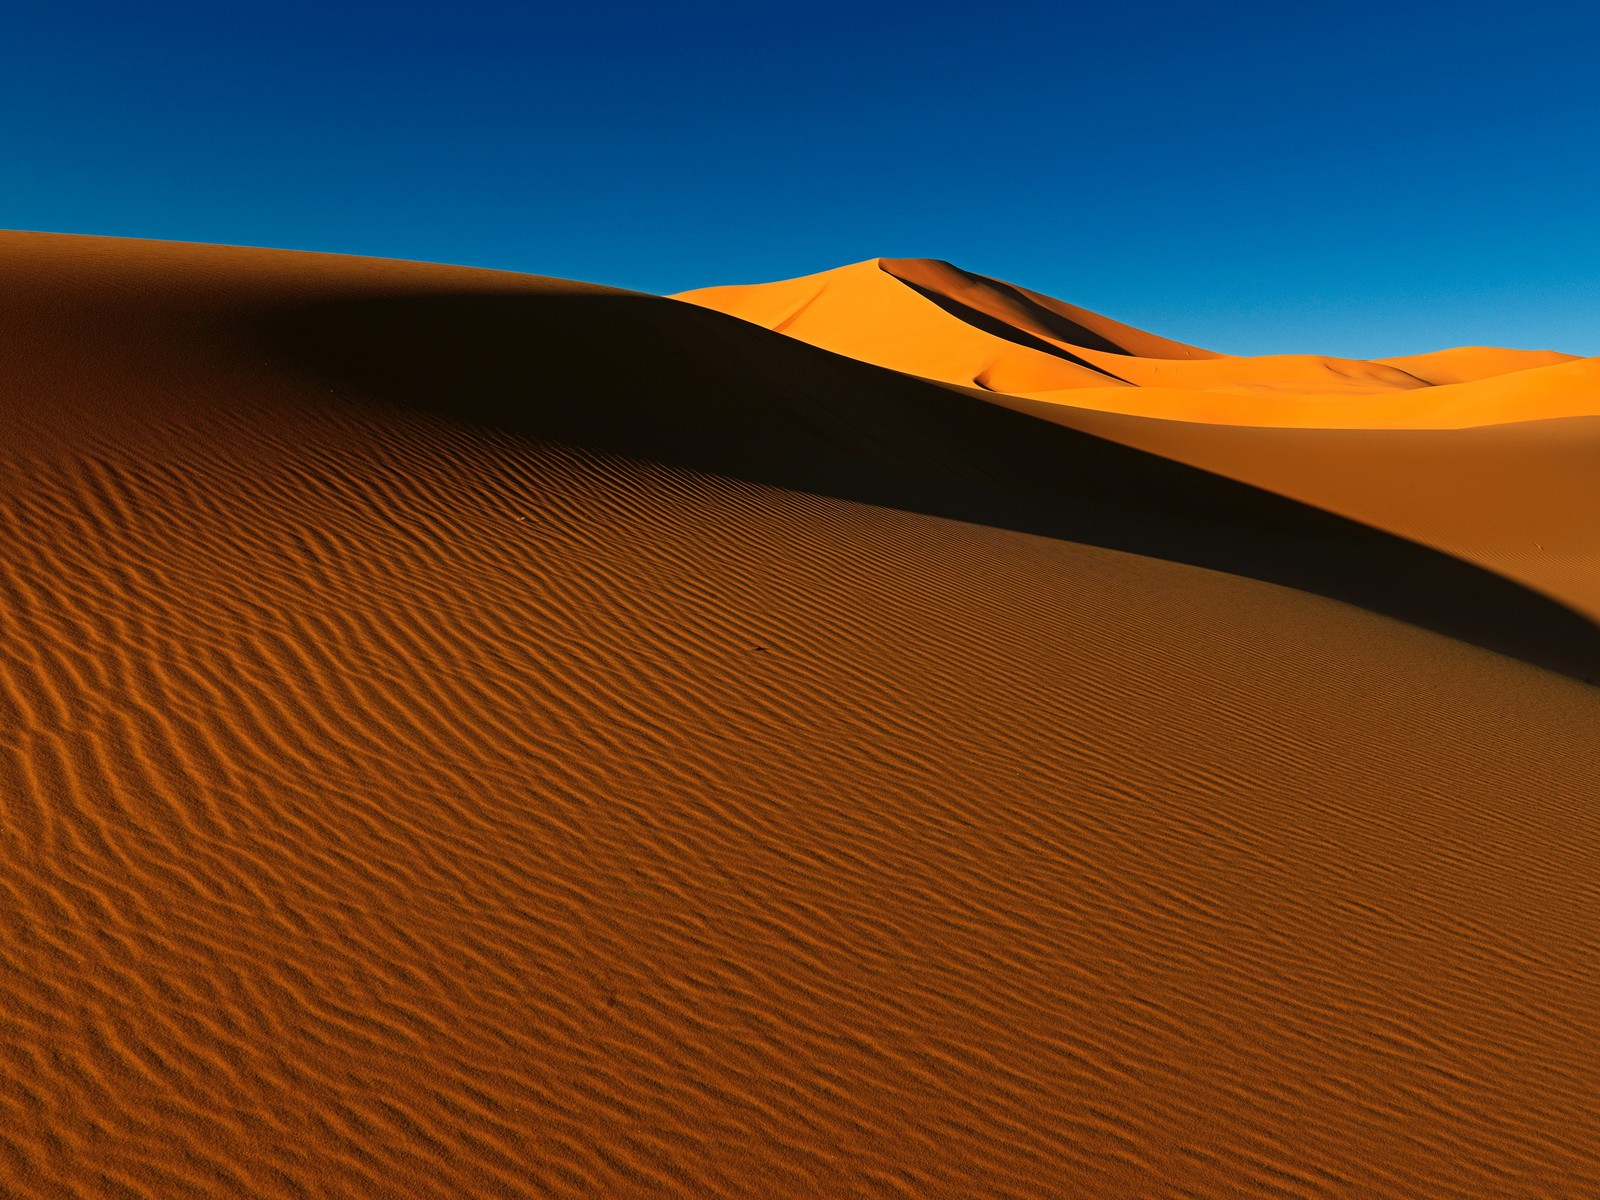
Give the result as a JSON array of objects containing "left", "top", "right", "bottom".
[
  {"left": 676, "top": 259, "right": 1587, "bottom": 428},
  {"left": 994, "top": 395, "right": 1600, "bottom": 626},
  {"left": 2, "top": 232, "right": 1598, "bottom": 1199},
  {"left": 1377, "top": 344, "right": 1577, "bottom": 385},
  {"left": 679, "top": 258, "right": 1130, "bottom": 394}
]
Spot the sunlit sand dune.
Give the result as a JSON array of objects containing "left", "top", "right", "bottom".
[
  {"left": 678, "top": 258, "right": 1128, "bottom": 394},
  {"left": 1377, "top": 344, "right": 1576, "bottom": 385},
  {"left": 678, "top": 258, "right": 1588, "bottom": 427},
  {"left": 1007, "top": 355, "right": 1600, "bottom": 427},
  {"left": 3, "top": 231, "right": 1598, "bottom": 1199}
]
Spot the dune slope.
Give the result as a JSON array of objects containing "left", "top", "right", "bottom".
[
  {"left": 1013, "top": 401, "right": 1600, "bottom": 628},
  {"left": 2, "top": 232, "right": 1598, "bottom": 1199}
]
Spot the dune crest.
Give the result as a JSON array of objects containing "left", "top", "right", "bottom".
[
  {"left": 676, "top": 259, "right": 1586, "bottom": 428},
  {"left": 678, "top": 258, "right": 1129, "bottom": 394}
]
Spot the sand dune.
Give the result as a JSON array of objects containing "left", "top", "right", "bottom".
[
  {"left": 677, "top": 258, "right": 1130, "bottom": 394},
  {"left": 1007, "top": 355, "right": 1600, "bottom": 428},
  {"left": 678, "top": 258, "right": 1589, "bottom": 427},
  {"left": 3, "top": 231, "right": 1598, "bottom": 1199},
  {"left": 1376, "top": 345, "right": 1576, "bottom": 385},
  {"left": 1012, "top": 402, "right": 1600, "bottom": 627}
]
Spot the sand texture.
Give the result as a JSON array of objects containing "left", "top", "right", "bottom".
[{"left": 3, "top": 232, "right": 1599, "bottom": 1198}]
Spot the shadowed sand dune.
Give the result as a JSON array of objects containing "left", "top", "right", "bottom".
[
  {"left": 1008, "top": 402, "right": 1600, "bottom": 628},
  {"left": 267, "top": 289, "right": 1600, "bottom": 680},
  {"left": 3, "top": 231, "right": 1599, "bottom": 1199}
]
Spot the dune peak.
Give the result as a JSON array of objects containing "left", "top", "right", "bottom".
[{"left": 677, "top": 259, "right": 1587, "bottom": 428}]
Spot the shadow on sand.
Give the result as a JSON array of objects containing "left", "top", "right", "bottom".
[{"left": 261, "top": 288, "right": 1600, "bottom": 683}]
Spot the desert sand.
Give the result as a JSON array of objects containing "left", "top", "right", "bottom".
[
  {"left": 679, "top": 257, "right": 1591, "bottom": 427},
  {"left": 3, "top": 232, "right": 1598, "bottom": 1199}
]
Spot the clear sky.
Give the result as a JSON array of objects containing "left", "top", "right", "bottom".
[{"left": 6, "top": 1, "right": 1597, "bottom": 357}]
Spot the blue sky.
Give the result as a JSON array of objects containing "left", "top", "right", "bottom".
[{"left": 6, "top": 1, "right": 1597, "bottom": 356}]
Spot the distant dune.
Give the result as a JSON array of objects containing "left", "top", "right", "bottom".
[
  {"left": 3, "top": 232, "right": 1597, "bottom": 1200},
  {"left": 678, "top": 257, "right": 1588, "bottom": 427}
]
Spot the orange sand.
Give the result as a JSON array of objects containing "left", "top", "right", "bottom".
[
  {"left": 678, "top": 258, "right": 1589, "bottom": 427},
  {"left": 3, "top": 232, "right": 1598, "bottom": 1199}
]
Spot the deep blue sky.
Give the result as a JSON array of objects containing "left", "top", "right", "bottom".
[{"left": 6, "top": 2, "right": 1598, "bottom": 356}]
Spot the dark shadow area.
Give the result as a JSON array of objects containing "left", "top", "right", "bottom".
[
  {"left": 875, "top": 270, "right": 1132, "bottom": 383},
  {"left": 881, "top": 259, "right": 1141, "bottom": 360},
  {"left": 259, "top": 288, "right": 1600, "bottom": 682}
]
